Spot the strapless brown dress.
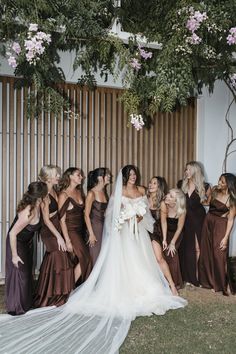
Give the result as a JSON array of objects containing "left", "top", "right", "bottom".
[
  {"left": 34, "top": 194, "right": 74, "bottom": 307},
  {"left": 5, "top": 216, "right": 41, "bottom": 315},
  {"left": 59, "top": 197, "right": 92, "bottom": 284},
  {"left": 89, "top": 200, "right": 107, "bottom": 266},
  {"left": 199, "top": 199, "right": 229, "bottom": 294}
]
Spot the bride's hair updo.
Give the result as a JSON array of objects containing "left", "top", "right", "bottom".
[{"left": 122, "top": 165, "right": 139, "bottom": 186}]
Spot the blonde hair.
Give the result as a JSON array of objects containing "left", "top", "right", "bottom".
[
  {"left": 181, "top": 161, "right": 206, "bottom": 202},
  {"left": 38, "top": 165, "right": 61, "bottom": 183},
  {"left": 170, "top": 188, "right": 186, "bottom": 218}
]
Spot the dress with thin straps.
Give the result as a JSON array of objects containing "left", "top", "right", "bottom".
[
  {"left": 89, "top": 200, "right": 108, "bottom": 266},
  {"left": 59, "top": 195, "right": 92, "bottom": 284},
  {"left": 5, "top": 216, "right": 42, "bottom": 315},
  {"left": 199, "top": 198, "right": 230, "bottom": 294},
  {"left": 34, "top": 194, "right": 74, "bottom": 307}
]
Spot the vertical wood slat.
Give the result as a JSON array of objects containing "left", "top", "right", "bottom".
[
  {"left": 1, "top": 77, "right": 7, "bottom": 279},
  {"left": 0, "top": 76, "right": 196, "bottom": 280},
  {"left": 9, "top": 79, "right": 14, "bottom": 224}
]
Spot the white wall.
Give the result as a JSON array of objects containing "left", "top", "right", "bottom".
[
  {"left": 197, "top": 81, "right": 236, "bottom": 256},
  {"left": 197, "top": 81, "right": 236, "bottom": 185}
]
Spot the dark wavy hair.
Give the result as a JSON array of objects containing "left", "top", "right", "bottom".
[
  {"left": 215, "top": 173, "right": 236, "bottom": 207},
  {"left": 17, "top": 181, "right": 48, "bottom": 216},
  {"left": 87, "top": 167, "right": 108, "bottom": 192},
  {"left": 122, "top": 165, "right": 139, "bottom": 186},
  {"left": 147, "top": 176, "right": 168, "bottom": 212},
  {"left": 59, "top": 167, "right": 81, "bottom": 191}
]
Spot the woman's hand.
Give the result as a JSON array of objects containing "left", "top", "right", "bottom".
[
  {"left": 167, "top": 242, "right": 176, "bottom": 257},
  {"left": 88, "top": 234, "right": 97, "bottom": 247},
  {"left": 136, "top": 215, "right": 143, "bottom": 223},
  {"left": 66, "top": 239, "right": 73, "bottom": 253},
  {"left": 219, "top": 237, "right": 228, "bottom": 251},
  {"left": 162, "top": 239, "right": 168, "bottom": 251},
  {"left": 56, "top": 235, "right": 67, "bottom": 252},
  {"left": 12, "top": 255, "right": 24, "bottom": 268}
]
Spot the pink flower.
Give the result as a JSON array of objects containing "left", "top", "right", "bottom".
[
  {"left": 26, "top": 50, "right": 35, "bottom": 62},
  {"left": 229, "top": 27, "right": 236, "bottom": 35},
  {"left": 186, "top": 33, "right": 202, "bottom": 45},
  {"left": 139, "top": 48, "right": 152, "bottom": 60},
  {"left": 12, "top": 42, "right": 21, "bottom": 55},
  {"left": 130, "top": 114, "right": 145, "bottom": 130},
  {"left": 130, "top": 58, "right": 141, "bottom": 70},
  {"left": 24, "top": 39, "right": 35, "bottom": 51},
  {"left": 29, "top": 23, "right": 38, "bottom": 32},
  {"left": 186, "top": 18, "right": 200, "bottom": 32},
  {"left": 7, "top": 56, "right": 17, "bottom": 68},
  {"left": 227, "top": 34, "right": 236, "bottom": 45}
]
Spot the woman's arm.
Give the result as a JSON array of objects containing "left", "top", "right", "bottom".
[
  {"left": 202, "top": 185, "right": 212, "bottom": 206},
  {"left": 160, "top": 201, "right": 168, "bottom": 250},
  {"left": 84, "top": 191, "right": 97, "bottom": 247},
  {"left": 167, "top": 213, "right": 186, "bottom": 257},
  {"left": 41, "top": 196, "right": 67, "bottom": 252},
  {"left": 9, "top": 206, "right": 34, "bottom": 267},
  {"left": 58, "top": 192, "right": 73, "bottom": 253},
  {"left": 219, "top": 206, "right": 236, "bottom": 250}
]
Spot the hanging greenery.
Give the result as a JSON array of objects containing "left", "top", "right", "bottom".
[{"left": 0, "top": 0, "right": 236, "bottom": 126}]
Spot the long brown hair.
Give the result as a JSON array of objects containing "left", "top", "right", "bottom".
[
  {"left": 147, "top": 176, "right": 168, "bottom": 218},
  {"left": 17, "top": 181, "right": 48, "bottom": 216},
  {"left": 59, "top": 167, "right": 81, "bottom": 191}
]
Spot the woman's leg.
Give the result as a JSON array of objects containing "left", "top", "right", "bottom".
[{"left": 152, "top": 240, "right": 178, "bottom": 295}]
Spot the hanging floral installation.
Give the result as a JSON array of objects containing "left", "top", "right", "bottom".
[{"left": 0, "top": 0, "right": 236, "bottom": 133}]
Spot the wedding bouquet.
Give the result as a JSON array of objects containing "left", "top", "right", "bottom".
[{"left": 114, "top": 199, "right": 147, "bottom": 233}]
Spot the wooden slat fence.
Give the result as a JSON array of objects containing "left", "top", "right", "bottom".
[{"left": 0, "top": 76, "right": 196, "bottom": 280}]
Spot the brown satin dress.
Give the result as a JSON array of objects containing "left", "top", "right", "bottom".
[
  {"left": 164, "top": 217, "right": 183, "bottom": 289},
  {"left": 5, "top": 216, "right": 41, "bottom": 315},
  {"left": 34, "top": 194, "right": 74, "bottom": 307},
  {"left": 149, "top": 209, "right": 162, "bottom": 245},
  {"left": 59, "top": 197, "right": 92, "bottom": 284},
  {"left": 199, "top": 199, "right": 229, "bottom": 294},
  {"left": 89, "top": 200, "right": 107, "bottom": 266}
]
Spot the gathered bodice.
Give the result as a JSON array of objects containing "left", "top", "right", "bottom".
[
  {"left": 8, "top": 215, "right": 41, "bottom": 243},
  {"left": 59, "top": 197, "right": 85, "bottom": 232},
  {"left": 90, "top": 200, "right": 108, "bottom": 223},
  {"left": 209, "top": 199, "right": 229, "bottom": 217}
]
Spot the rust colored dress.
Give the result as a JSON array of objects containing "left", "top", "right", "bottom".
[
  {"left": 5, "top": 216, "right": 41, "bottom": 315},
  {"left": 164, "top": 217, "right": 183, "bottom": 289},
  {"left": 89, "top": 200, "right": 108, "bottom": 266},
  {"left": 149, "top": 209, "right": 162, "bottom": 245},
  {"left": 199, "top": 199, "right": 229, "bottom": 294},
  {"left": 179, "top": 187, "right": 208, "bottom": 286},
  {"left": 34, "top": 194, "right": 74, "bottom": 307},
  {"left": 59, "top": 197, "right": 92, "bottom": 284}
]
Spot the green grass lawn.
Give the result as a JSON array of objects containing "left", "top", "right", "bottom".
[{"left": 1, "top": 285, "right": 236, "bottom": 353}]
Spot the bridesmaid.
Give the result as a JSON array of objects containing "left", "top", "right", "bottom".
[
  {"left": 147, "top": 176, "right": 178, "bottom": 295},
  {"left": 161, "top": 188, "right": 186, "bottom": 289},
  {"left": 34, "top": 165, "right": 74, "bottom": 308},
  {"left": 179, "top": 161, "right": 211, "bottom": 286},
  {"left": 5, "top": 181, "right": 48, "bottom": 315},
  {"left": 84, "top": 168, "right": 110, "bottom": 266},
  {"left": 199, "top": 173, "right": 236, "bottom": 295},
  {"left": 58, "top": 167, "right": 92, "bottom": 286}
]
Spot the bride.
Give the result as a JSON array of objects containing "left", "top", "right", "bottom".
[{"left": 0, "top": 165, "right": 187, "bottom": 354}]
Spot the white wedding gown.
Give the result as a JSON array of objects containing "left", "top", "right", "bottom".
[{"left": 0, "top": 171, "right": 187, "bottom": 354}]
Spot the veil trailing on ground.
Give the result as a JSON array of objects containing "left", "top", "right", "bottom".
[
  {"left": 0, "top": 170, "right": 131, "bottom": 354},
  {"left": 0, "top": 169, "right": 187, "bottom": 353}
]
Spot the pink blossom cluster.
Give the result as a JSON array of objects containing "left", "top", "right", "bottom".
[
  {"left": 227, "top": 27, "right": 236, "bottom": 45},
  {"left": 24, "top": 24, "right": 51, "bottom": 64},
  {"left": 7, "top": 42, "right": 21, "bottom": 68},
  {"left": 130, "top": 46, "right": 152, "bottom": 71},
  {"left": 6, "top": 23, "right": 51, "bottom": 69},
  {"left": 130, "top": 114, "right": 145, "bottom": 130},
  {"left": 186, "top": 10, "right": 207, "bottom": 45}
]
